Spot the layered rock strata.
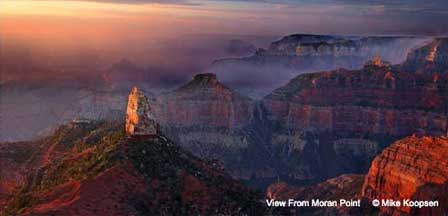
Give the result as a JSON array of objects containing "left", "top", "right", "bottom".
[
  {"left": 362, "top": 136, "right": 448, "bottom": 215},
  {"left": 262, "top": 63, "right": 448, "bottom": 181},
  {"left": 154, "top": 73, "right": 254, "bottom": 162}
]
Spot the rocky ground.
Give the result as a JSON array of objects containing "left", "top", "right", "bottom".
[{"left": 0, "top": 121, "right": 270, "bottom": 215}]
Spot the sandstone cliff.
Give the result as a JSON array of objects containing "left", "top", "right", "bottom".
[
  {"left": 155, "top": 73, "right": 253, "bottom": 128},
  {"left": 265, "top": 135, "right": 448, "bottom": 215},
  {"left": 262, "top": 63, "right": 448, "bottom": 182},
  {"left": 268, "top": 34, "right": 416, "bottom": 59},
  {"left": 153, "top": 73, "right": 254, "bottom": 162},
  {"left": 362, "top": 136, "right": 448, "bottom": 215},
  {"left": 148, "top": 65, "right": 448, "bottom": 187},
  {"left": 402, "top": 38, "right": 448, "bottom": 74}
]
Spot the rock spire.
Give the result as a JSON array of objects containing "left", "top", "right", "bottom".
[{"left": 125, "top": 86, "right": 159, "bottom": 137}]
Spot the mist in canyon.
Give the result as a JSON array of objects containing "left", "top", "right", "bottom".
[{"left": 1, "top": 0, "right": 448, "bottom": 141}]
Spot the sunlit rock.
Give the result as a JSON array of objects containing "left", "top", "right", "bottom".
[
  {"left": 125, "top": 86, "right": 159, "bottom": 137},
  {"left": 362, "top": 136, "right": 448, "bottom": 215}
]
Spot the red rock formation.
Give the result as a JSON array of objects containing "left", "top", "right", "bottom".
[
  {"left": 155, "top": 73, "right": 253, "bottom": 129},
  {"left": 365, "top": 56, "right": 391, "bottom": 69},
  {"left": 151, "top": 73, "right": 255, "bottom": 169},
  {"left": 264, "top": 68, "right": 448, "bottom": 137},
  {"left": 362, "top": 136, "right": 448, "bottom": 215},
  {"left": 125, "top": 86, "right": 159, "bottom": 137},
  {"left": 260, "top": 65, "right": 448, "bottom": 183}
]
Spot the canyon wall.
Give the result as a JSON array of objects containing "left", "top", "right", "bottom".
[
  {"left": 264, "top": 135, "right": 448, "bottom": 215},
  {"left": 402, "top": 37, "right": 448, "bottom": 74},
  {"left": 261, "top": 62, "right": 448, "bottom": 182},
  {"left": 210, "top": 34, "right": 428, "bottom": 96},
  {"left": 153, "top": 73, "right": 254, "bottom": 161},
  {"left": 362, "top": 136, "right": 448, "bottom": 215}
]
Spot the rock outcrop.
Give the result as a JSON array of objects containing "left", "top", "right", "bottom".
[
  {"left": 364, "top": 56, "right": 391, "bottom": 69},
  {"left": 261, "top": 63, "right": 448, "bottom": 182},
  {"left": 402, "top": 38, "right": 448, "bottom": 74},
  {"left": 153, "top": 73, "right": 253, "bottom": 161},
  {"left": 155, "top": 73, "right": 252, "bottom": 128},
  {"left": 264, "top": 136, "right": 448, "bottom": 215},
  {"left": 268, "top": 34, "right": 413, "bottom": 58},
  {"left": 362, "top": 136, "right": 448, "bottom": 215},
  {"left": 150, "top": 65, "right": 448, "bottom": 186},
  {"left": 125, "top": 86, "right": 158, "bottom": 137},
  {"left": 264, "top": 68, "right": 447, "bottom": 137}
]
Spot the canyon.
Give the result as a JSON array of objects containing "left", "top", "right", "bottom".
[
  {"left": 0, "top": 34, "right": 436, "bottom": 142},
  {"left": 2, "top": 37, "right": 447, "bottom": 187},
  {"left": 1, "top": 35, "right": 447, "bottom": 215},
  {"left": 150, "top": 37, "right": 448, "bottom": 186}
]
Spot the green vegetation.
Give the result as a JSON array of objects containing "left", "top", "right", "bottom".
[
  {"left": 2, "top": 121, "right": 266, "bottom": 215},
  {"left": 37, "top": 129, "right": 124, "bottom": 190},
  {"left": 126, "top": 136, "right": 266, "bottom": 215},
  {"left": 2, "top": 121, "right": 125, "bottom": 215},
  {"left": 127, "top": 136, "right": 186, "bottom": 184},
  {"left": 2, "top": 188, "right": 37, "bottom": 216}
]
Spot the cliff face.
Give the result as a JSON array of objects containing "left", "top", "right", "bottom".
[
  {"left": 262, "top": 64, "right": 448, "bottom": 181},
  {"left": 210, "top": 34, "right": 428, "bottom": 96},
  {"left": 150, "top": 66, "right": 448, "bottom": 185},
  {"left": 155, "top": 73, "right": 253, "bottom": 128},
  {"left": 362, "top": 136, "right": 448, "bottom": 215},
  {"left": 268, "top": 35, "right": 415, "bottom": 59},
  {"left": 402, "top": 38, "right": 448, "bottom": 74},
  {"left": 264, "top": 136, "right": 448, "bottom": 216},
  {"left": 264, "top": 67, "right": 447, "bottom": 136},
  {"left": 153, "top": 73, "right": 254, "bottom": 161}
]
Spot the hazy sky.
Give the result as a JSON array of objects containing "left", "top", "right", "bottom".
[
  {"left": 1, "top": 0, "right": 448, "bottom": 85},
  {"left": 2, "top": 0, "right": 448, "bottom": 37}
]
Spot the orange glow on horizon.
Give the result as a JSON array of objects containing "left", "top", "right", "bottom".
[
  {"left": 1, "top": 0, "right": 190, "bottom": 18},
  {"left": 0, "top": 0, "right": 262, "bottom": 45}
]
